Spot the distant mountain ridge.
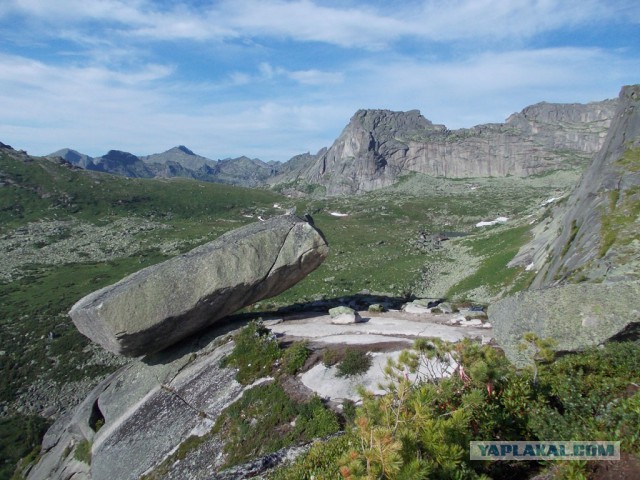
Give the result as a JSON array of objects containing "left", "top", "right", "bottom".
[
  {"left": 48, "top": 146, "right": 277, "bottom": 187},
  {"left": 48, "top": 96, "right": 619, "bottom": 193}
]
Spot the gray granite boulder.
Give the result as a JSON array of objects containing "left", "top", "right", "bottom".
[
  {"left": 69, "top": 215, "right": 328, "bottom": 356},
  {"left": 489, "top": 281, "right": 640, "bottom": 366},
  {"left": 329, "top": 306, "right": 363, "bottom": 324}
]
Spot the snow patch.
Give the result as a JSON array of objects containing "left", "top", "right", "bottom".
[
  {"left": 475, "top": 216, "right": 508, "bottom": 227},
  {"left": 330, "top": 212, "right": 348, "bottom": 217}
]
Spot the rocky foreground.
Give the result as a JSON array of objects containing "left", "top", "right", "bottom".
[{"left": 27, "top": 305, "right": 493, "bottom": 480}]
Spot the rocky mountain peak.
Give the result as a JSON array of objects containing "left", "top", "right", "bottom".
[
  {"left": 176, "top": 145, "right": 195, "bottom": 155},
  {"left": 348, "top": 109, "right": 445, "bottom": 140},
  {"left": 99, "top": 150, "right": 139, "bottom": 165}
]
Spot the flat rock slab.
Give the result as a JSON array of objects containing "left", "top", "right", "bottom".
[
  {"left": 269, "top": 313, "right": 491, "bottom": 344},
  {"left": 300, "top": 350, "right": 456, "bottom": 402},
  {"left": 489, "top": 281, "right": 640, "bottom": 366},
  {"left": 403, "top": 303, "right": 432, "bottom": 314},
  {"left": 69, "top": 215, "right": 328, "bottom": 356}
]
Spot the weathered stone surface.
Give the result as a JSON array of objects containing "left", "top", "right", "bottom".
[
  {"left": 27, "top": 325, "right": 244, "bottom": 480},
  {"left": 489, "top": 281, "right": 640, "bottom": 366},
  {"left": 511, "top": 85, "right": 640, "bottom": 287},
  {"left": 403, "top": 303, "right": 431, "bottom": 314},
  {"left": 329, "top": 306, "right": 363, "bottom": 324},
  {"left": 69, "top": 215, "right": 328, "bottom": 356}
]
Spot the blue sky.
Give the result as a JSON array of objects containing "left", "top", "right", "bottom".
[{"left": 1, "top": 0, "right": 639, "bottom": 162}]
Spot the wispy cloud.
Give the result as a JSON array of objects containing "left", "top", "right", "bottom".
[{"left": 5, "top": 0, "right": 638, "bottom": 47}]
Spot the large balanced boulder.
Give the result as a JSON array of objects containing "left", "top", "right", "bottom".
[
  {"left": 69, "top": 215, "right": 328, "bottom": 356},
  {"left": 489, "top": 281, "right": 640, "bottom": 366}
]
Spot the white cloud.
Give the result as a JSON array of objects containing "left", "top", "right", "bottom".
[
  {"left": 6, "top": 0, "right": 638, "bottom": 48},
  {"left": 0, "top": 53, "right": 345, "bottom": 160},
  {"left": 287, "top": 69, "right": 343, "bottom": 85},
  {"left": 334, "top": 47, "right": 637, "bottom": 128}
]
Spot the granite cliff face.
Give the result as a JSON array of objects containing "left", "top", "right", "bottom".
[
  {"left": 283, "top": 100, "right": 616, "bottom": 195},
  {"left": 511, "top": 86, "right": 640, "bottom": 287},
  {"left": 490, "top": 85, "right": 640, "bottom": 363}
]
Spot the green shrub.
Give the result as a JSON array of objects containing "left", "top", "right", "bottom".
[
  {"left": 336, "top": 350, "right": 372, "bottom": 378},
  {"left": 322, "top": 348, "right": 341, "bottom": 367},
  {"left": 341, "top": 400, "right": 357, "bottom": 423},
  {"left": 74, "top": 439, "right": 91, "bottom": 464},
  {"left": 282, "top": 340, "right": 310, "bottom": 375},
  {"left": 213, "top": 383, "right": 339, "bottom": 468},
  {"left": 220, "top": 321, "right": 281, "bottom": 384},
  {"left": 292, "top": 396, "right": 340, "bottom": 439},
  {"left": 323, "top": 340, "right": 640, "bottom": 479},
  {"left": 269, "top": 434, "right": 353, "bottom": 480},
  {"left": 367, "top": 303, "right": 385, "bottom": 313},
  {"left": 0, "top": 414, "right": 51, "bottom": 480}
]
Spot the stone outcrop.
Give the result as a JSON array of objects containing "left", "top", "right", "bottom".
[
  {"left": 512, "top": 85, "right": 640, "bottom": 287},
  {"left": 488, "top": 281, "right": 640, "bottom": 366},
  {"left": 490, "top": 85, "right": 640, "bottom": 363},
  {"left": 69, "top": 215, "right": 328, "bottom": 357},
  {"left": 278, "top": 100, "right": 617, "bottom": 195},
  {"left": 27, "top": 327, "right": 245, "bottom": 480}
]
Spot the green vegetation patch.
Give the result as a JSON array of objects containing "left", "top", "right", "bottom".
[
  {"left": 268, "top": 434, "right": 353, "bottom": 480},
  {"left": 446, "top": 225, "right": 532, "bottom": 299},
  {"left": 73, "top": 439, "right": 91, "bottom": 465},
  {"left": 560, "top": 219, "right": 579, "bottom": 258},
  {"left": 220, "top": 320, "right": 282, "bottom": 384},
  {"left": 269, "top": 339, "right": 640, "bottom": 480},
  {"left": 213, "top": 382, "right": 339, "bottom": 468},
  {"left": 615, "top": 146, "right": 640, "bottom": 172},
  {"left": 0, "top": 415, "right": 51, "bottom": 480},
  {"left": 336, "top": 350, "right": 372, "bottom": 378},
  {"left": 282, "top": 340, "right": 311, "bottom": 375},
  {"left": 599, "top": 186, "right": 640, "bottom": 258}
]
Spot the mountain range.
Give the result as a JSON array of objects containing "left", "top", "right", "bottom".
[
  {"left": 47, "top": 146, "right": 280, "bottom": 188},
  {"left": 48, "top": 97, "right": 618, "bottom": 195}
]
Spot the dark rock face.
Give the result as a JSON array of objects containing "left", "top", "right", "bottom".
[
  {"left": 490, "top": 85, "right": 640, "bottom": 363},
  {"left": 287, "top": 100, "right": 617, "bottom": 195},
  {"left": 69, "top": 215, "right": 329, "bottom": 357},
  {"left": 92, "top": 150, "right": 155, "bottom": 178}
]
